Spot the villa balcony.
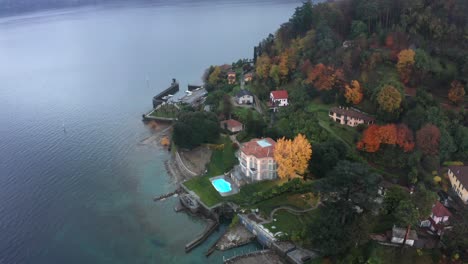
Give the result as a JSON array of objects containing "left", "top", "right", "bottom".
[{"left": 231, "top": 165, "right": 252, "bottom": 187}]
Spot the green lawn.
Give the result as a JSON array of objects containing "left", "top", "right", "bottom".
[
  {"left": 228, "top": 179, "right": 285, "bottom": 206},
  {"left": 149, "top": 104, "right": 179, "bottom": 118},
  {"left": 183, "top": 174, "right": 222, "bottom": 207},
  {"left": 183, "top": 136, "right": 237, "bottom": 207},
  {"left": 184, "top": 176, "right": 284, "bottom": 208},
  {"left": 305, "top": 100, "right": 359, "bottom": 147},
  {"left": 206, "top": 136, "right": 238, "bottom": 176},
  {"left": 252, "top": 192, "right": 318, "bottom": 215},
  {"left": 263, "top": 209, "right": 321, "bottom": 237}
]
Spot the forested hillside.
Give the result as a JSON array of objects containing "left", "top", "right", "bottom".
[
  {"left": 251, "top": 0, "right": 467, "bottom": 170},
  {"left": 199, "top": 1, "right": 467, "bottom": 261}
]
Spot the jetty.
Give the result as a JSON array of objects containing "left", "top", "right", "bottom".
[
  {"left": 152, "top": 79, "right": 180, "bottom": 108},
  {"left": 185, "top": 219, "right": 219, "bottom": 253},
  {"left": 205, "top": 228, "right": 227, "bottom": 257},
  {"left": 153, "top": 189, "right": 179, "bottom": 202},
  {"left": 188, "top": 84, "right": 202, "bottom": 91},
  {"left": 179, "top": 87, "right": 207, "bottom": 106}
]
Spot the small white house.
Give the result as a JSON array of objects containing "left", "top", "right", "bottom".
[
  {"left": 236, "top": 89, "right": 254, "bottom": 105},
  {"left": 420, "top": 201, "right": 452, "bottom": 235},
  {"left": 270, "top": 90, "right": 288, "bottom": 107},
  {"left": 391, "top": 226, "right": 418, "bottom": 246},
  {"left": 220, "top": 119, "right": 243, "bottom": 133}
]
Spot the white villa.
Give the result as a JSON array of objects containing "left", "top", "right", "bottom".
[{"left": 231, "top": 138, "right": 277, "bottom": 186}]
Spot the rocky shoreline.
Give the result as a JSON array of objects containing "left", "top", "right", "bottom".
[{"left": 216, "top": 224, "right": 256, "bottom": 251}]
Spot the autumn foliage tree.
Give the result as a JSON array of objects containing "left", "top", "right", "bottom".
[
  {"left": 396, "top": 49, "right": 415, "bottom": 84},
  {"left": 274, "top": 134, "right": 312, "bottom": 179},
  {"left": 356, "top": 125, "right": 381, "bottom": 152},
  {"left": 305, "top": 63, "right": 344, "bottom": 91},
  {"left": 278, "top": 49, "right": 296, "bottom": 83},
  {"left": 416, "top": 124, "right": 440, "bottom": 155},
  {"left": 357, "top": 124, "right": 415, "bottom": 153},
  {"left": 344, "top": 80, "right": 363, "bottom": 105},
  {"left": 396, "top": 124, "right": 415, "bottom": 152},
  {"left": 376, "top": 85, "right": 402, "bottom": 113},
  {"left": 208, "top": 66, "right": 221, "bottom": 85},
  {"left": 255, "top": 54, "right": 271, "bottom": 80},
  {"left": 448, "top": 80, "right": 465, "bottom": 105}
]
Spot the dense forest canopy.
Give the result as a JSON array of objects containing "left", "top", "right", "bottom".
[
  {"left": 243, "top": 1, "right": 468, "bottom": 257},
  {"left": 251, "top": 0, "right": 467, "bottom": 167}
]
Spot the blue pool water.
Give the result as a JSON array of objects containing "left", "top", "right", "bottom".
[{"left": 212, "top": 179, "right": 232, "bottom": 193}]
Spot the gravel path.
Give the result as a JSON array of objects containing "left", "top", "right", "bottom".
[{"left": 259, "top": 203, "right": 321, "bottom": 225}]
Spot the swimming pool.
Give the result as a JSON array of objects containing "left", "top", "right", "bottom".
[{"left": 211, "top": 178, "right": 232, "bottom": 193}]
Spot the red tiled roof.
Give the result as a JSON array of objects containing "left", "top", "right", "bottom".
[
  {"left": 241, "top": 138, "right": 276, "bottom": 159},
  {"left": 432, "top": 201, "right": 452, "bottom": 218},
  {"left": 220, "top": 119, "right": 243, "bottom": 130},
  {"left": 271, "top": 90, "right": 288, "bottom": 99}
]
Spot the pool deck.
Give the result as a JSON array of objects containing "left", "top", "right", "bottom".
[{"left": 209, "top": 175, "right": 239, "bottom": 197}]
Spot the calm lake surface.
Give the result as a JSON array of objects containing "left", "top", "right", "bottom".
[{"left": 0, "top": 1, "right": 301, "bottom": 263}]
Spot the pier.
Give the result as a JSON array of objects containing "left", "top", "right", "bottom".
[
  {"left": 153, "top": 189, "right": 180, "bottom": 202},
  {"left": 205, "top": 228, "right": 227, "bottom": 257},
  {"left": 185, "top": 219, "right": 219, "bottom": 253},
  {"left": 152, "top": 79, "right": 180, "bottom": 108},
  {"left": 188, "top": 84, "right": 202, "bottom": 91},
  {"left": 179, "top": 87, "right": 207, "bottom": 106}
]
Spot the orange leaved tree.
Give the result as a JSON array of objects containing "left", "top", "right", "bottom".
[
  {"left": 396, "top": 124, "right": 415, "bottom": 152},
  {"left": 344, "top": 80, "right": 363, "bottom": 105},
  {"left": 448, "top": 80, "right": 465, "bottom": 105},
  {"left": 356, "top": 125, "right": 382, "bottom": 152},
  {"left": 416, "top": 124, "right": 440, "bottom": 155},
  {"left": 274, "top": 134, "right": 312, "bottom": 179},
  {"left": 306, "top": 63, "right": 343, "bottom": 91},
  {"left": 357, "top": 124, "right": 415, "bottom": 153},
  {"left": 396, "top": 49, "right": 415, "bottom": 84}
]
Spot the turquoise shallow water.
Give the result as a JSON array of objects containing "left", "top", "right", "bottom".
[{"left": 0, "top": 1, "right": 300, "bottom": 263}]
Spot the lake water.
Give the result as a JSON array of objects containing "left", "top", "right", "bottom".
[{"left": 0, "top": 1, "right": 301, "bottom": 263}]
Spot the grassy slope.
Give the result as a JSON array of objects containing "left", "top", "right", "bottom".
[
  {"left": 183, "top": 136, "right": 236, "bottom": 206},
  {"left": 263, "top": 209, "right": 321, "bottom": 238}
]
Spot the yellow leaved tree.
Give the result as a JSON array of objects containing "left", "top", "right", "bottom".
[
  {"left": 344, "top": 80, "right": 363, "bottom": 105},
  {"left": 396, "top": 49, "right": 415, "bottom": 84},
  {"left": 274, "top": 134, "right": 312, "bottom": 179}
]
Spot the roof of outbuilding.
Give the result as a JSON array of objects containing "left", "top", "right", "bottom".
[
  {"left": 236, "top": 89, "right": 253, "bottom": 98},
  {"left": 220, "top": 119, "right": 243, "bottom": 129},
  {"left": 432, "top": 202, "right": 452, "bottom": 218},
  {"left": 271, "top": 90, "right": 288, "bottom": 99},
  {"left": 392, "top": 226, "right": 418, "bottom": 240}
]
